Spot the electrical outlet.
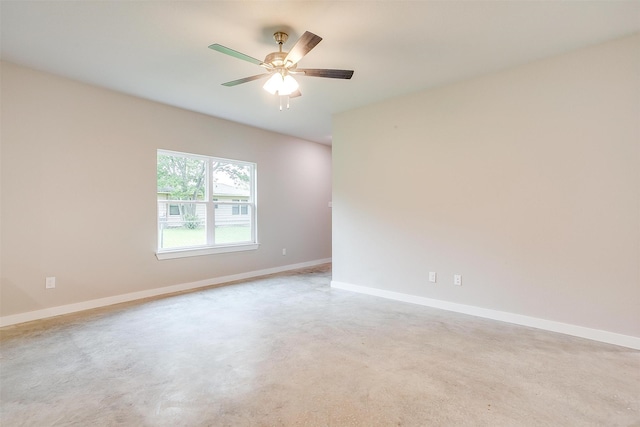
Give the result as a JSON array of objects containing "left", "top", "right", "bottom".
[
  {"left": 45, "top": 277, "right": 56, "bottom": 289},
  {"left": 429, "top": 272, "right": 437, "bottom": 283},
  {"left": 282, "top": 248, "right": 286, "bottom": 256},
  {"left": 454, "top": 274, "right": 462, "bottom": 286}
]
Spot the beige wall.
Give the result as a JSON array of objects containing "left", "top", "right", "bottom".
[
  {"left": 333, "top": 34, "right": 639, "bottom": 337},
  {"left": 1, "top": 61, "right": 332, "bottom": 317}
]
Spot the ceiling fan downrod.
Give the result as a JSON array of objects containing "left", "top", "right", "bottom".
[{"left": 264, "top": 32, "right": 292, "bottom": 69}]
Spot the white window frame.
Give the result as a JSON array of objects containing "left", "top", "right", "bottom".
[{"left": 156, "top": 150, "right": 258, "bottom": 260}]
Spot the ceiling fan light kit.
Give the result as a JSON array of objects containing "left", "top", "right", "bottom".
[
  {"left": 263, "top": 73, "right": 299, "bottom": 96},
  {"left": 209, "top": 30, "right": 354, "bottom": 110}
]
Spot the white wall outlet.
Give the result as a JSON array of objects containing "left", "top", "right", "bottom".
[
  {"left": 454, "top": 274, "right": 462, "bottom": 286},
  {"left": 429, "top": 272, "right": 437, "bottom": 283},
  {"left": 45, "top": 277, "right": 56, "bottom": 289},
  {"left": 282, "top": 248, "right": 286, "bottom": 256}
]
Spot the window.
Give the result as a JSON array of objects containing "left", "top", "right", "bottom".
[{"left": 156, "top": 150, "right": 257, "bottom": 259}]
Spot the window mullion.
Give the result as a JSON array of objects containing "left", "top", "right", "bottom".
[
  {"left": 251, "top": 165, "right": 257, "bottom": 243},
  {"left": 206, "top": 160, "right": 215, "bottom": 245}
]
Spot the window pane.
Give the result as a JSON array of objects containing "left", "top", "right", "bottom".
[
  {"left": 158, "top": 202, "right": 207, "bottom": 249},
  {"left": 215, "top": 205, "right": 252, "bottom": 244},
  {"left": 157, "top": 153, "right": 206, "bottom": 201},
  {"left": 212, "top": 161, "right": 251, "bottom": 202}
]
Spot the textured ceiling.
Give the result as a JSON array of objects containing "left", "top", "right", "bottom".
[{"left": 2, "top": 1, "right": 639, "bottom": 145}]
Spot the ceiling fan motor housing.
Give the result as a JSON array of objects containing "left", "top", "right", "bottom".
[{"left": 264, "top": 51, "right": 295, "bottom": 69}]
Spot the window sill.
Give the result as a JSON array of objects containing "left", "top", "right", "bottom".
[{"left": 156, "top": 243, "right": 259, "bottom": 260}]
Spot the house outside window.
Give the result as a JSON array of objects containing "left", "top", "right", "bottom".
[{"left": 156, "top": 150, "right": 257, "bottom": 259}]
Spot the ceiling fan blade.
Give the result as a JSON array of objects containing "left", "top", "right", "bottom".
[
  {"left": 289, "top": 90, "right": 302, "bottom": 98},
  {"left": 222, "top": 74, "right": 270, "bottom": 87},
  {"left": 296, "top": 68, "right": 354, "bottom": 79},
  {"left": 209, "top": 43, "right": 264, "bottom": 66},
  {"left": 284, "top": 31, "right": 322, "bottom": 66}
]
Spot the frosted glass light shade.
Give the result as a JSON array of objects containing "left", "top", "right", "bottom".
[
  {"left": 263, "top": 73, "right": 283, "bottom": 95},
  {"left": 278, "top": 75, "right": 299, "bottom": 96}
]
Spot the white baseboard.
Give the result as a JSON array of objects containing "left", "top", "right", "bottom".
[
  {"left": 0, "top": 258, "right": 331, "bottom": 328},
  {"left": 330, "top": 280, "right": 640, "bottom": 350}
]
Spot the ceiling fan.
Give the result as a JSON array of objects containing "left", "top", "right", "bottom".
[{"left": 209, "top": 31, "right": 354, "bottom": 108}]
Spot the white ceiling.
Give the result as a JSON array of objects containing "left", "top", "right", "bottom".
[{"left": 1, "top": 1, "right": 639, "bottom": 145}]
